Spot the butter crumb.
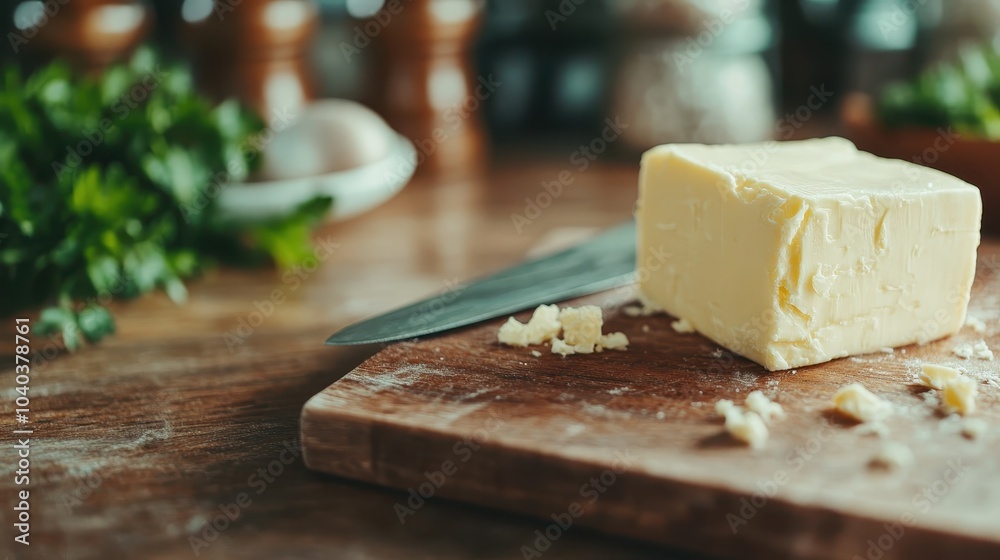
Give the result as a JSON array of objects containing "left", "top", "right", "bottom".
[
  {"left": 714, "top": 399, "right": 737, "bottom": 417},
  {"left": 551, "top": 338, "right": 575, "bottom": 357},
  {"left": 953, "top": 340, "right": 994, "bottom": 360},
  {"left": 972, "top": 340, "right": 994, "bottom": 360},
  {"left": 497, "top": 317, "right": 530, "bottom": 347},
  {"left": 953, "top": 343, "right": 974, "bottom": 359},
  {"left": 501, "top": 304, "right": 630, "bottom": 357},
  {"left": 745, "top": 390, "right": 785, "bottom": 424},
  {"left": 966, "top": 316, "right": 987, "bottom": 334},
  {"left": 942, "top": 375, "right": 977, "bottom": 416},
  {"left": 600, "top": 332, "right": 629, "bottom": 351},
  {"left": 671, "top": 318, "right": 695, "bottom": 334},
  {"left": 870, "top": 442, "right": 914, "bottom": 470},
  {"left": 961, "top": 418, "right": 987, "bottom": 439},
  {"left": 624, "top": 295, "right": 663, "bottom": 317},
  {"left": 559, "top": 305, "right": 604, "bottom": 352},
  {"left": 724, "top": 409, "right": 768, "bottom": 448},
  {"left": 918, "top": 364, "right": 962, "bottom": 389},
  {"left": 497, "top": 304, "right": 561, "bottom": 346},
  {"left": 833, "top": 383, "right": 890, "bottom": 423}
]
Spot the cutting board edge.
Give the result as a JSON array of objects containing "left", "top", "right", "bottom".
[{"left": 300, "top": 382, "right": 1000, "bottom": 560}]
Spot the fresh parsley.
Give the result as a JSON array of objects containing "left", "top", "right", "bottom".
[
  {"left": 878, "top": 44, "right": 1000, "bottom": 139},
  {"left": 0, "top": 50, "right": 332, "bottom": 349}
]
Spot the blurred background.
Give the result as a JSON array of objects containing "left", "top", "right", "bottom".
[{"left": 4, "top": 0, "right": 999, "bottom": 172}]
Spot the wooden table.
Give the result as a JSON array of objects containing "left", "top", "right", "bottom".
[{"left": 2, "top": 159, "right": 707, "bottom": 559}]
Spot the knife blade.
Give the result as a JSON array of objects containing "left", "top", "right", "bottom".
[{"left": 326, "top": 220, "right": 636, "bottom": 345}]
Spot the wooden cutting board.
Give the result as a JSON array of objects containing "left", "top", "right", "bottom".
[{"left": 301, "top": 243, "right": 1000, "bottom": 559}]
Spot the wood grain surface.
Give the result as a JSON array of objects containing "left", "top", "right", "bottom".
[
  {"left": 302, "top": 243, "right": 1000, "bottom": 560},
  {"left": 2, "top": 161, "right": 708, "bottom": 560}
]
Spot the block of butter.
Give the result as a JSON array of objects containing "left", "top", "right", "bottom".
[{"left": 636, "top": 138, "right": 982, "bottom": 371}]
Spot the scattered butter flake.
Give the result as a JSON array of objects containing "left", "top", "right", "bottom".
[
  {"left": 953, "top": 343, "right": 975, "bottom": 359},
  {"left": 497, "top": 304, "right": 562, "bottom": 346},
  {"left": 714, "top": 399, "right": 737, "bottom": 417},
  {"left": 641, "top": 324, "right": 650, "bottom": 333},
  {"left": 551, "top": 338, "right": 575, "bottom": 357},
  {"left": 637, "top": 293, "right": 664, "bottom": 314},
  {"left": 655, "top": 411, "right": 666, "bottom": 420},
  {"left": 671, "top": 318, "right": 695, "bottom": 334},
  {"left": 608, "top": 386, "right": 629, "bottom": 396},
  {"left": 966, "top": 316, "right": 988, "bottom": 334},
  {"left": 600, "top": 332, "right": 629, "bottom": 351},
  {"left": 559, "top": 305, "right": 603, "bottom": 352},
  {"left": 833, "top": 383, "right": 891, "bottom": 423},
  {"left": 710, "top": 348, "right": 724, "bottom": 359},
  {"left": 972, "top": 340, "right": 994, "bottom": 360},
  {"left": 918, "top": 364, "right": 963, "bottom": 389},
  {"left": 503, "top": 304, "right": 631, "bottom": 357},
  {"left": 870, "top": 442, "right": 914, "bottom": 470},
  {"left": 745, "top": 390, "right": 786, "bottom": 424},
  {"left": 961, "top": 418, "right": 987, "bottom": 439},
  {"left": 724, "top": 409, "right": 769, "bottom": 448},
  {"left": 942, "top": 375, "right": 978, "bottom": 416},
  {"left": 953, "top": 340, "right": 994, "bottom": 360},
  {"left": 624, "top": 294, "right": 664, "bottom": 317}
]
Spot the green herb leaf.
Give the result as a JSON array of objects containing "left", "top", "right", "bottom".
[{"left": 0, "top": 49, "right": 333, "bottom": 349}]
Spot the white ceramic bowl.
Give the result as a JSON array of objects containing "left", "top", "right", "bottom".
[{"left": 216, "top": 134, "right": 416, "bottom": 223}]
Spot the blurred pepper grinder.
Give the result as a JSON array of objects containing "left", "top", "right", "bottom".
[
  {"left": 358, "top": 0, "right": 486, "bottom": 176},
  {"left": 180, "top": 0, "right": 318, "bottom": 120},
  {"left": 8, "top": 0, "right": 150, "bottom": 73}
]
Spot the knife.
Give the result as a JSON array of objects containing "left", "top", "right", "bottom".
[{"left": 326, "top": 221, "right": 636, "bottom": 345}]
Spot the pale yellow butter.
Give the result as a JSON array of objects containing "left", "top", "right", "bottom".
[{"left": 636, "top": 138, "right": 982, "bottom": 370}]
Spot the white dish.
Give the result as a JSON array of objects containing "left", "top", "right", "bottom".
[{"left": 216, "top": 134, "right": 416, "bottom": 223}]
